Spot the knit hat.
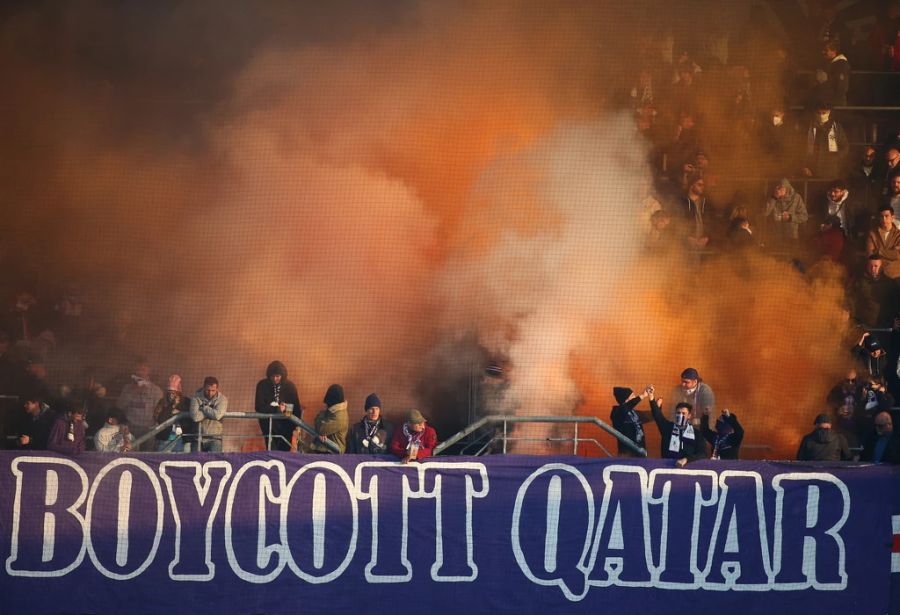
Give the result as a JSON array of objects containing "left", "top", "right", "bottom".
[
  {"left": 323, "top": 384, "right": 345, "bottom": 406},
  {"left": 814, "top": 413, "right": 831, "bottom": 426},
  {"left": 364, "top": 393, "right": 381, "bottom": 410},
  {"left": 681, "top": 368, "right": 700, "bottom": 381},
  {"left": 167, "top": 374, "right": 183, "bottom": 393},
  {"left": 613, "top": 387, "right": 633, "bottom": 405},
  {"left": 407, "top": 409, "right": 426, "bottom": 424}
]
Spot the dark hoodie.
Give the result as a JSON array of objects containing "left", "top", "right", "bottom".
[
  {"left": 609, "top": 388, "right": 652, "bottom": 456},
  {"left": 255, "top": 361, "right": 302, "bottom": 452},
  {"left": 796, "top": 427, "right": 852, "bottom": 461}
]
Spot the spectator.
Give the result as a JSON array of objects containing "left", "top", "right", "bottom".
[
  {"left": 609, "top": 385, "right": 654, "bottom": 457},
  {"left": 796, "top": 413, "right": 852, "bottom": 461},
  {"left": 670, "top": 367, "right": 716, "bottom": 418},
  {"left": 850, "top": 146, "right": 882, "bottom": 214},
  {"left": 813, "top": 215, "right": 845, "bottom": 262},
  {"left": 814, "top": 40, "right": 850, "bottom": 106},
  {"left": 651, "top": 399, "right": 706, "bottom": 467},
  {"left": 3, "top": 289, "right": 40, "bottom": 344},
  {"left": 826, "top": 368, "right": 863, "bottom": 411},
  {"left": 821, "top": 180, "right": 856, "bottom": 235},
  {"left": 15, "top": 392, "right": 55, "bottom": 450},
  {"left": 802, "top": 103, "right": 849, "bottom": 180},
  {"left": 647, "top": 209, "right": 677, "bottom": 254},
  {"left": 853, "top": 331, "right": 888, "bottom": 380},
  {"left": 117, "top": 359, "right": 163, "bottom": 443},
  {"left": 153, "top": 374, "right": 191, "bottom": 453},
  {"left": 849, "top": 255, "right": 897, "bottom": 327},
  {"left": 189, "top": 376, "right": 228, "bottom": 453},
  {"left": 865, "top": 205, "right": 900, "bottom": 279},
  {"left": 307, "top": 384, "right": 348, "bottom": 454},
  {"left": 255, "top": 360, "right": 302, "bottom": 452},
  {"left": 389, "top": 409, "right": 438, "bottom": 464},
  {"left": 758, "top": 107, "right": 799, "bottom": 175},
  {"left": 860, "top": 411, "right": 900, "bottom": 463},
  {"left": 346, "top": 393, "right": 394, "bottom": 455},
  {"left": 701, "top": 407, "right": 744, "bottom": 459},
  {"left": 884, "top": 148, "right": 900, "bottom": 198},
  {"left": 727, "top": 216, "right": 757, "bottom": 252},
  {"left": 94, "top": 408, "right": 133, "bottom": 453},
  {"left": 765, "top": 179, "right": 809, "bottom": 246},
  {"left": 675, "top": 175, "right": 710, "bottom": 251},
  {"left": 47, "top": 403, "right": 86, "bottom": 456},
  {"left": 887, "top": 175, "right": 900, "bottom": 213},
  {"left": 858, "top": 376, "right": 894, "bottom": 421}
]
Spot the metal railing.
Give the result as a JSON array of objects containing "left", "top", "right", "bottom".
[
  {"left": 433, "top": 415, "right": 647, "bottom": 457},
  {"left": 131, "top": 411, "right": 340, "bottom": 454}
]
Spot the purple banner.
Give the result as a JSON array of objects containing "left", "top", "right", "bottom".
[{"left": 0, "top": 452, "right": 897, "bottom": 614}]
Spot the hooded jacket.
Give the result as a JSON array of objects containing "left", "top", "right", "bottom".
[
  {"left": 309, "top": 401, "right": 348, "bottom": 454},
  {"left": 765, "top": 179, "right": 809, "bottom": 240},
  {"left": 255, "top": 361, "right": 302, "bottom": 451}
]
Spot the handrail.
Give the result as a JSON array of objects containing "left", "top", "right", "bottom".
[
  {"left": 433, "top": 415, "right": 647, "bottom": 457},
  {"left": 130, "top": 411, "right": 340, "bottom": 454}
]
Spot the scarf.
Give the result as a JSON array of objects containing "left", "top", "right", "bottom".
[
  {"left": 403, "top": 422, "right": 424, "bottom": 452},
  {"left": 668, "top": 417, "right": 695, "bottom": 454}
]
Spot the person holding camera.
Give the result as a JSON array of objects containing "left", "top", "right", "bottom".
[
  {"left": 610, "top": 385, "right": 654, "bottom": 456},
  {"left": 189, "top": 376, "right": 228, "bottom": 452}
]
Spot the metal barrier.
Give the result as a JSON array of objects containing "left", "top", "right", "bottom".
[
  {"left": 130, "top": 411, "right": 340, "bottom": 454},
  {"left": 433, "top": 415, "right": 647, "bottom": 457}
]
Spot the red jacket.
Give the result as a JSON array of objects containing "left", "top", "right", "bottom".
[{"left": 389, "top": 423, "right": 438, "bottom": 460}]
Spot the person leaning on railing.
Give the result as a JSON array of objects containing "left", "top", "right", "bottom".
[
  {"left": 389, "top": 409, "right": 437, "bottom": 464},
  {"left": 189, "top": 376, "right": 228, "bottom": 453},
  {"left": 306, "top": 384, "right": 348, "bottom": 454}
]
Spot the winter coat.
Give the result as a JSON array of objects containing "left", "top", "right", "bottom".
[
  {"left": 255, "top": 361, "right": 302, "bottom": 452},
  {"left": 866, "top": 225, "right": 900, "bottom": 279},
  {"left": 651, "top": 399, "right": 706, "bottom": 462},
  {"left": 700, "top": 413, "right": 744, "bottom": 460},
  {"left": 806, "top": 119, "right": 848, "bottom": 180},
  {"left": 796, "top": 428, "right": 851, "bottom": 461},
  {"left": 668, "top": 381, "right": 716, "bottom": 416},
  {"left": 389, "top": 423, "right": 439, "bottom": 461},
  {"left": 346, "top": 417, "right": 394, "bottom": 454},
  {"left": 189, "top": 389, "right": 228, "bottom": 439},
  {"left": 610, "top": 398, "right": 652, "bottom": 455},
  {"left": 765, "top": 179, "right": 809, "bottom": 241},
  {"left": 309, "top": 401, "right": 349, "bottom": 454}
]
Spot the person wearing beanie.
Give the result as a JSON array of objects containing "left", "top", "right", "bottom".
[
  {"left": 609, "top": 385, "right": 654, "bottom": 456},
  {"left": 346, "top": 393, "right": 394, "bottom": 455},
  {"left": 669, "top": 368, "right": 716, "bottom": 420},
  {"left": 255, "top": 361, "right": 302, "bottom": 452},
  {"left": 153, "top": 373, "right": 191, "bottom": 453},
  {"left": 797, "top": 412, "right": 852, "bottom": 461},
  {"left": 307, "top": 384, "right": 349, "bottom": 454},
  {"left": 700, "top": 408, "right": 744, "bottom": 460},
  {"left": 390, "top": 409, "right": 438, "bottom": 463}
]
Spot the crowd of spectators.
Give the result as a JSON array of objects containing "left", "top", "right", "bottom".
[{"left": 3, "top": 3, "right": 900, "bottom": 465}]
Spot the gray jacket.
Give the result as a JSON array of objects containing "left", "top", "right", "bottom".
[{"left": 189, "top": 389, "right": 228, "bottom": 438}]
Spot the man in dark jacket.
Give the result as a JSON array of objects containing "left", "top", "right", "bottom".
[
  {"left": 797, "top": 413, "right": 852, "bottom": 461},
  {"left": 700, "top": 408, "right": 744, "bottom": 459},
  {"left": 860, "top": 411, "right": 900, "bottom": 463},
  {"left": 346, "top": 393, "right": 394, "bottom": 455},
  {"left": 651, "top": 399, "right": 706, "bottom": 466},
  {"left": 609, "top": 386, "right": 653, "bottom": 456},
  {"left": 255, "top": 361, "right": 302, "bottom": 452},
  {"left": 15, "top": 392, "right": 56, "bottom": 450}
]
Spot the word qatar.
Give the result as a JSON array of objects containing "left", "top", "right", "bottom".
[{"left": 4, "top": 455, "right": 851, "bottom": 601}]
